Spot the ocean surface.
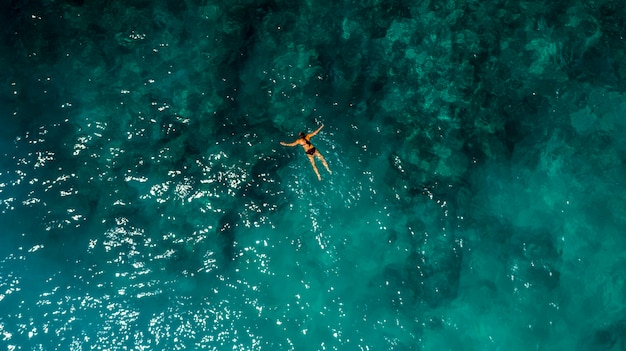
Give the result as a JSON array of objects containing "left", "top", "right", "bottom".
[{"left": 1, "top": 0, "right": 626, "bottom": 350}]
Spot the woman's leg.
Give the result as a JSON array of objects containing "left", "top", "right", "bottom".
[
  {"left": 316, "top": 152, "right": 331, "bottom": 174},
  {"left": 308, "top": 155, "right": 322, "bottom": 180}
]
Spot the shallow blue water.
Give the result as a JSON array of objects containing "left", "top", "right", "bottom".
[{"left": 1, "top": 0, "right": 626, "bottom": 350}]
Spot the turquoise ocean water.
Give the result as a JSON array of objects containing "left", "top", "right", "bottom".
[{"left": 2, "top": 0, "right": 626, "bottom": 350}]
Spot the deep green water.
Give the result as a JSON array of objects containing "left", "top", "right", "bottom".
[{"left": 1, "top": 0, "right": 626, "bottom": 350}]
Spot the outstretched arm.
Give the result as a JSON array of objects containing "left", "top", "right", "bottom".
[
  {"left": 280, "top": 139, "right": 300, "bottom": 147},
  {"left": 308, "top": 124, "right": 324, "bottom": 138}
]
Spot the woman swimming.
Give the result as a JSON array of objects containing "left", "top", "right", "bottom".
[{"left": 280, "top": 125, "right": 332, "bottom": 181}]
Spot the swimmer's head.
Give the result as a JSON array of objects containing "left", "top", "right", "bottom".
[{"left": 299, "top": 132, "right": 306, "bottom": 139}]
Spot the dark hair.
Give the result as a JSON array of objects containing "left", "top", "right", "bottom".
[{"left": 299, "top": 132, "right": 306, "bottom": 138}]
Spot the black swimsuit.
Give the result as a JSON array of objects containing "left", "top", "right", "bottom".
[{"left": 303, "top": 137, "right": 316, "bottom": 155}]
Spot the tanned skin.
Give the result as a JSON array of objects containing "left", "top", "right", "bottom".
[{"left": 280, "top": 125, "right": 332, "bottom": 181}]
